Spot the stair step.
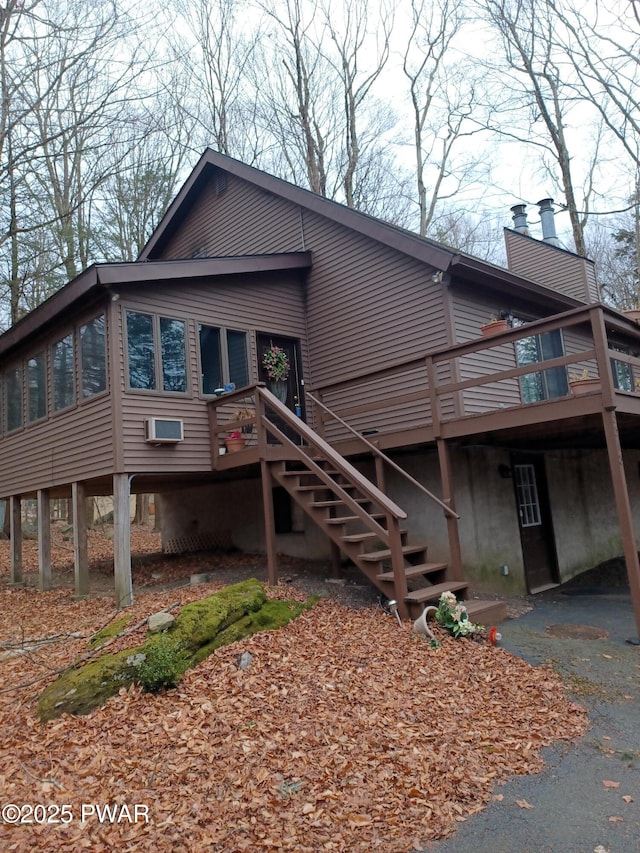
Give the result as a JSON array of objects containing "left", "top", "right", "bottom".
[
  {"left": 376, "top": 562, "right": 447, "bottom": 582},
  {"left": 463, "top": 599, "right": 508, "bottom": 625},
  {"left": 310, "top": 498, "right": 371, "bottom": 508},
  {"left": 405, "top": 581, "right": 468, "bottom": 604},
  {"left": 360, "top": 544, "right": 427, "bottom": 563},
  {"left": 326, "top": 513, "right": 385, "bottom": 525},
  {"left": 341, "top": 531, "right": 380, "bottom": 543}
]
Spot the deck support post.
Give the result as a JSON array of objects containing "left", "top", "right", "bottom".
[
  {"left": 329, "top": 541, "right": 343, "bottom": 578},
  {"left": 72, "top": 482, "right": 89, "bottom": 598},
  {"left": 113, "top": 474, "right": 133, "bottom": 608},
  {"left": 37, "top": 489, "right": 52, "bottom": 591},
  {"left": 602, "top": 409, "right": 640, "bottom": 640},
  {"left": 260, "top": 460, "right": 278, "bottom": 585},
  {"left": 436, "top": 438, "right": 463, "bottom": 582},
  {"left": 9, "top": 495, "right": 23, "bottom": 585}
]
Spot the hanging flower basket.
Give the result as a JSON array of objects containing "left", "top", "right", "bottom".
[{"left": 262, "top": 345, "right": 290, "bottom": 381}]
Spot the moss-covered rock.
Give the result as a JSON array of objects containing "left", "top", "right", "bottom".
[{"left": 37, "top": 580, "right": 313, "bottom": 722}]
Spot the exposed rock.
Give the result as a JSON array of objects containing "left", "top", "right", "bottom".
[
  {"left": 190, "top": 572, "right": 212, "bottom": 585},
  {"left": 148, "top": 612, "right": 176, "bottom": 633},
  {"left": 236, "top": 651, "right": 254, "bottom": 670}
]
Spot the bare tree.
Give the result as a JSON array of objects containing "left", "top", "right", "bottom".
[{"left": 478, "top": 0, "right": 598, "bottom": 256}]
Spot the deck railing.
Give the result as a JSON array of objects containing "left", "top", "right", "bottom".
[{"left": 310, "top": 304, "right": 640, "bottom": 443}]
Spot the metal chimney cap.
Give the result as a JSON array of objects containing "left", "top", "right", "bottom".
[
  {"left": 537, "top": 198, "right": 561, "bottom": 246},
  {"left": 510, "top": 203, "right": 529, "bottom": 235}
]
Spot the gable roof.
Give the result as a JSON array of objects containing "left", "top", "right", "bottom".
[
  {"left": 139, "top": 149, "right": 582, "bottom": 314},
  {"left": 0, "top": 253, "right": 311, "bottom": 359}
]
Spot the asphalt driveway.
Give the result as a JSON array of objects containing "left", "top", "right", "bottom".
[{"left": 422, "top": 586, "right": 640, "bottom": 853}]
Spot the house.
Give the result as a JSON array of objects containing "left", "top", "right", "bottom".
[{"left": 2, "top": 149, "right": 640, "bottom": 633}]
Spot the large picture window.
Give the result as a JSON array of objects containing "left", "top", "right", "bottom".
[
  {"left": 27, "top": 354, "right": 46, "bottom": 421},
  {"left": 52, "top": 334, "right": 75, "bottom": 411},
  {"left": 126, "top": 311, "right": 187, "bottom": 393},
  {"left": 6, "top": 366, "right": 22, "bottom": 431},
  {"left": 80, "top": 315, "right": 107, "bottom": 398},
  {"left": 515, "top": 325, "right": 568, "bottom": 403},
  {"left": 199, "top": 325, "right": 248, "bottom": 394}
]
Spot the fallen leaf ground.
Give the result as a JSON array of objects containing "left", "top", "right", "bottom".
[{"left": 0, "top": 526, "right": 588, "bottom": 852}]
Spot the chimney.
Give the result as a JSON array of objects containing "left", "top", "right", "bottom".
[
  {"left": 510, "top": 204, "right": 529, "bottom": 235},
  {"left": 537, "top": 198, "right": 561, "bottom": 247}
]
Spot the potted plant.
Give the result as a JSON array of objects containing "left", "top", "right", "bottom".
[
  {"left": 569, "top": 369, "right": 601, "bottom": 396},
  {"left": 262, "top": 344, "right": 290, "bottom": 403},
  {"left": 623, "top": 307, "right": 640, "bottom": 323},
  {"left": 224, "top": 430, "right": 245, "bottom": 453},
  {"left": 480, "top": 315, "right": 509, "bottom": 337}
]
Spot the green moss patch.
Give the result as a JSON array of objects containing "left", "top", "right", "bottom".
[
  {"left": 37, "top": 580, "right": 314, "bottom": 722},
  {"left": 88, "top": 615, "right": 132, "bottom": 649}
]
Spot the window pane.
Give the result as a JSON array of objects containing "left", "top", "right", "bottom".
[
  {"left": 126, "top": 311, "right": 155, "bottom": 390},
  {"left": 81, "top": 315, "right": 106, "bottom": 398},
  {"left": 199, "top": 325, "right": 222, "bottom": 394},
  {"left": 227, "top": 329, "right": 249, "bottom": 388},
  {"left": 52, "top": 334, "right": 75, "bottom": 411},
  {"left": 6, "top": 367, "right": 22, "bottom": 430},
  {"left": 160, "top": 317, "right": 187, "bottom": 392},
  {"left": 515, "top": 329, "right": 567, "bottom": 402},
  {"left": 27, "top": 354, "right": 46, "bottom": 421}
]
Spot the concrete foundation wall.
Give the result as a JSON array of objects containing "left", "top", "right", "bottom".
[{"left": 157, "top": 446, "right": 640, "bottom": 594}]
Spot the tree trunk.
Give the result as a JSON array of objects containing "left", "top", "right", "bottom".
[{"left": 134, "top": 493, "right": 150, "bottom": 526}]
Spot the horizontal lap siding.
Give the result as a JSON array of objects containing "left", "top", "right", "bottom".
[
  {"left": 155, "top": 174, "right": 448, "bottom": 442},
  {"left": 0, "top": 394, "right": 114, "bottom": 496},
  {"left": 116, "top": 278, "right": 307, "bottom": 472},
  {"left": 504, "top": 230, "right": 597, "bottom": 302},
  {"left": 302, "top": 218, "right": 447, "bottom": 437},
  {"left": 161, "top": 174, "right": 303, "bottom": 259},
  {"left": 452, "top": 292, "right": 521, "bottom": 414}
]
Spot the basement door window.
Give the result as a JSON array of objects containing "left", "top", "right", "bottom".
[
  {"left": 199, "top": 325, "right": 249, "bottom": 394},
  {"left": 514, "top": 322, "right": 568, "bottom": 403},
  {"left": 514, "top": 464, "right": 542, "bottom": 526},
  {"left": 80, "top": 314, "right": 107, "bottom": 398},
  {"left": 52, "top": 333, "right": 75, "bottom": 411},
  {"left": 27, "top": 353, "right": 46, "bottom": 422},
  {"left": 5, "top": 366, "right": 22, "bottom": 431},
  {"left": 126, "top": 311, "right": 187, "bottom": 393}
]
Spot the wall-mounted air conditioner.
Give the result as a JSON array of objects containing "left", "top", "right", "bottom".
[{"left": 145, "top": 417, "right": 184, "bottom": 444}]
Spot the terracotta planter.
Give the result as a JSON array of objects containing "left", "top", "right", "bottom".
[
  {"left": 480, "top": 319, "right": 509, "bottom": 337},
  {"left": 623, "top": 309, "right": 640, "bottom": 323},
  {"left": 224, "top": 436, "right": 245, "bottom": 453},
  {"left": 569, "top": 378, "right": 601, "bottom": 396}
]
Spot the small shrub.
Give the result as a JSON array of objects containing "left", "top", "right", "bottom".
[{"left": 136, "top": 635, "right": 184, "bottom": 693}]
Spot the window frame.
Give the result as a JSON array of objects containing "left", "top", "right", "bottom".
[
  {"left": 513, "top": 318, "right": 569, "bottom": 403},
  {"left": 5, "top": 365, "right": 23, "bottom": 433},
  {"left": 198, "top": 323, "right": 250, "bottom": 397},
  {"left": 51, "top": 332, "right": 76, "bottom": 413},
  {"left": 27, "top": 352, "right": 47, "bottom": 423},
  {"left": 124, "top": 309, "right": 189, "bottom": 396},
  {"left": 79, "top": 313, "right": 108, "bottom": 401}
]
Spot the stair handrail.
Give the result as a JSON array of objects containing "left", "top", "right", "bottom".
[
  {"left": 256, "top": 386, "right": 407, "bottom": 521},
  {"left": 307, "top": 391, "right": 459, "bottom": 520}
]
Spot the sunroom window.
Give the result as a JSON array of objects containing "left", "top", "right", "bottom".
[
  {"left": 52, "top": 334, "right": 75, "bottom": 411},
  {"left": 126, "top": 311, "right": 187, "bottom": 393},
  {"left": 6, "top": 366, "right": 22, "bottom": 431},
  {"left": 27, "top": 354, "right": 46, "bottom": 421},
  {"left": 80, "top": 314, "right": 107, "bottom": 398}
]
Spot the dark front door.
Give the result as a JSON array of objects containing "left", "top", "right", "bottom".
[
  {"left": 256, "top": 334, "right": 305, "bottom": 443},
  {"left": 511, "top": 453, "right": 559, "bottom": 593}
]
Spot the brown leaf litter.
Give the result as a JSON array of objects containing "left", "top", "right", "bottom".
[{"left": 0, "top": 531, "right": 588, "bottom": 852}]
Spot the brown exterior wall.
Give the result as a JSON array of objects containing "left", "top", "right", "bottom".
[
  {"left": 155, "top": 171, "right": 448, "bottom": 441},
  {"left": 114, "top": 274, "right": 307, "bottom": 473},
  {"left": 0, "top": 301, "right": 114, "bottom": 497},
  {"left": 504, "top": 229, "right": 599, "bottom": 303}
]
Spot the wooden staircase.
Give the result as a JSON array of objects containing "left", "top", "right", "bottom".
[
  {"left": 210, "top": 384, "right": 507, "bottom": 625},
  {"left": 271, "top": 460, "right": 506, "bottom": 625}
]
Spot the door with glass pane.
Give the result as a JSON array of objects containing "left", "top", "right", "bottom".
[
  {"left": 511, "top": 453, "right": 559, "bottom": 592},
  {"left": 256, "top": 334, "right": 305, "bottom": 443}
]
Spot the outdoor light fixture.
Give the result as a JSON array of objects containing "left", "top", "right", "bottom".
[{"left": 386, "top": 599, "right": 402, "bottom": 627}]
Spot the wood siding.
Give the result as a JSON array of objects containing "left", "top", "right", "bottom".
[
  {"left": 504, "top": 229, "right": 599, "bottom": 303},
  {"left": 0, "top": 301, "right": 114, "bottom": 497},
  {"left": 452, "top": 290, "right": 521, "bottom": 413},
  {"left": 154, "top": 171, "right": 449, "bottom": 440},
  {"left": 115, "top": 276, "right": 307, "bottom": 472}
]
